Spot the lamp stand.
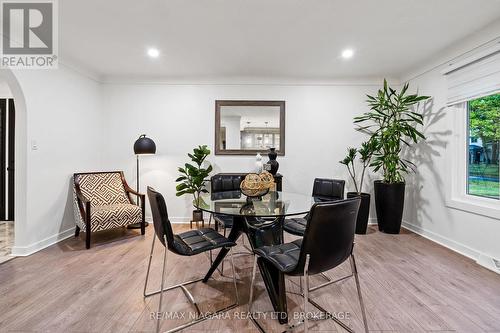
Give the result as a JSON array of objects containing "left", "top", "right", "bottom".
[{"left": 128, "top": 155, "right": 149, "bottom": 229}]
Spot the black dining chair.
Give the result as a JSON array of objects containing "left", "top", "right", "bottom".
[
  {"left": 283, "top": 178, "right": 345, "bottom": 236},
  {"left": 208, "top": 174, "right": 245, "bottom": 233},
  {"left": 248, "top": 198, "right": 368, "bottom": 333},
  {"left": 144, "top": 187, "right": 239, "bottom": 333},
  {"left": 208, "top": 174, "right": 253, "bottom": 274}
]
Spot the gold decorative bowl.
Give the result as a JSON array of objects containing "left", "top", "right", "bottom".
[{"left": 240, "top": 172, "right": 275, "bottom": 197}]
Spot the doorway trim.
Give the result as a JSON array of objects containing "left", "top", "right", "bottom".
[{"left": 0, "top": 69, "right": 27, "bottom": 255}]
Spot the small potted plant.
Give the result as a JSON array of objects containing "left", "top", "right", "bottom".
[
  {"left": 354, "top": 79, "right": 430, "bottom": 233},
  {"left": 339, "top": 139, "right": 377, "bottom": 234},
  {"left": 175, "top": 145, "right": 212, "bottom": 224}
]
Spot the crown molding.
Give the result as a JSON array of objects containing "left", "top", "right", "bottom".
[
  {"left": 99, "top": 75, "right": 399, "bottom": 87},
  {"left": 57, "top": 56, "right": 103, "bottom": 83}
]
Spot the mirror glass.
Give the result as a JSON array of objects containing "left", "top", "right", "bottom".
[{"left": 215, "top": 101, "right": 285, "bottom": 155}]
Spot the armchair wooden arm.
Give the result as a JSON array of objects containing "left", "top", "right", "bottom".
[
  {"left": 119, "top": 172, "right": 146, "bottom": 235},
  {"left": 123, "top": 183, "right": 145, "bottom": 198},
  {"left": 74, "top": 184, "right": 92, "bottom": 248}
]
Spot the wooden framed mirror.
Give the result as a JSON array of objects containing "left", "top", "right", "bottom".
[{"left": 215, "top": 100, "right": 285, "bottom": 156}]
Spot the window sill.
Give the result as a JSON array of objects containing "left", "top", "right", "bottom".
[{"left": 446, "top": 196, "right": 500, "bottom": 220}]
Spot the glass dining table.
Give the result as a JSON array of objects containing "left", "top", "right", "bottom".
[{"left": 195, "top": 190, "right": 315, "bottom": 324}]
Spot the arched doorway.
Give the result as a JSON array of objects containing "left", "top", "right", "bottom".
[{"left": 0, "top": 69, "right": 27, "bottom": 261}]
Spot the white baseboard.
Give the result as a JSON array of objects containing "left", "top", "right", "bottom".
[
  {"left": 11, "top": 228, "right": 75, "bottom": 256},
  {"left": 170, "top": 217, "right": 192, "bottom": 224},
  {"left": 401, "top": 220, "right": 499, "bottom": 274}
]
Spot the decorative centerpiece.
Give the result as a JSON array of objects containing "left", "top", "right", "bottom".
[{"left": 240, "top": 171, "right": 275, "bottom": 197}]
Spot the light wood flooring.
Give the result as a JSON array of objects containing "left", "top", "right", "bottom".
[
  {"left": 0, "top": 224, "right": 499, "bottom": 332},
  {"left": 0, "top": 221, "right": 14, "bottom": 264}
]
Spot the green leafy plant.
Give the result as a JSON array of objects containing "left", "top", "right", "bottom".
[
  {"left": 469, "top": 93, "right": 500, "bottom": 164},
  {"left": 339, "top": 139, "right": 378, "bottom": 193},
  {"left": 175, "top": 145, "right": 213, "bottom": 207},
  {"left": 354, "top": 79, "right": 430, "bottom": 183}
]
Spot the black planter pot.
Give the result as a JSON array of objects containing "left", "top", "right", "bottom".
[
  {"left": 192, "top": 209, "right": 204, "bottom": 222},
  {"left": 347, "top": 192, "right": 371, "bottom": 234},
  {"left": 374, "top": 180, "right": 405, "bottom": 234}
]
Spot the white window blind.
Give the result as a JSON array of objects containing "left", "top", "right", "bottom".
[{"left": 443, "top": 43, "right": 500, "bottom": 106}]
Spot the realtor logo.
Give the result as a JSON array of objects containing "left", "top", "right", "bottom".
[{"left": 1, "top": 0, "right": 58, "bottom": 68}]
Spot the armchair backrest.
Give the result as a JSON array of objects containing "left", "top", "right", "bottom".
[
  {"left": 312, "top": 178, "right": 345, "bottom": 200},
  {"left": 74, "top": 171, "right": 131, "bottom": 206},
  {"left": 211, "top": 174, "right": 245, "bottom": 193}
]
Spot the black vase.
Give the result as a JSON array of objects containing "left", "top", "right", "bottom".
[
  {"left": 347, "top": 192, "right": 370, "bottom": 234},
  {"left": 267, "top": 147, "right": 279, "bottom": 175},
  {"left": 374, "top": 180, "right": 405, "bottom": 234}
]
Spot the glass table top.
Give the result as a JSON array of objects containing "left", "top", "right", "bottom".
[{"left": 195, "top": 190, "right": 317, "bottom": 217}]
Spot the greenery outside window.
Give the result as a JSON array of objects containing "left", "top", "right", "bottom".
[{"left": 467, "top": 93, "right": 500, "bottom": 200}]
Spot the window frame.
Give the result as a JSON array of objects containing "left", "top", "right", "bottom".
[{"left": 445, "top": 102, "right": 500, "bottom": 219}]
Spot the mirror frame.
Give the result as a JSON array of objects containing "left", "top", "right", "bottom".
[{"left": 215, "top": 100, "right": 285, "bottom": 156}]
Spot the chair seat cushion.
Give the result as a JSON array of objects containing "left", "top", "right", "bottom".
[
  {"left": 172, "top": 228, "right": 236, "bottom": 256},
  {"left": 213, "top": 214, "right": 234, "bottom": 228},
  {"left": 90, "top": 204, "right": 142, "bottom": 232},
  {"left": 254, "top": 239, "right": 302, "bottom": 273},
  {"left": 283, "top": 217, "right": 307, "bottom": 236}
]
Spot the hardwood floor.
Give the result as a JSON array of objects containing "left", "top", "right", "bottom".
[
  {"left": 0, "top": 224, "right": 499, "bottom": 332},
  {"left": 0, "top": 221, "right": 14, "bottom": 264}
]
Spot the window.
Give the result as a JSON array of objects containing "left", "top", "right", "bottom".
[
  {"left": 443, "top": 43, "right": 500, "bottom": 218},
  {"left": 467, "top": 93, "right": 500, "bottom": 200}
]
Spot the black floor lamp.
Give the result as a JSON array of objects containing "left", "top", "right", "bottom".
[{"left": 128, "top": 134, "right": 156, "bottom": 229}]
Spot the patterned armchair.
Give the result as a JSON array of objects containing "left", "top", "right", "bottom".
[{"left": 73, "top": 171, "right": 145, "bottom": 249}]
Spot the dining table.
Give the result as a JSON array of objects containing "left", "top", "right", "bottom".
[{"left": 195, "top": 190, "right": 316, "bottom": 325}]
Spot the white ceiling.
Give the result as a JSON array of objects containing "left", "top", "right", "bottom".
[{"left": 59, "top": 0, "right": 500, "bottom": 81}]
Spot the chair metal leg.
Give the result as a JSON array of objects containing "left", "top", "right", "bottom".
[
  {"left": 221, "top": 226, "right": 227, "bottom": 274},
  {"left": 248, "top": 255, "right": 258, "bottom": 313},
  {"left": 156, "top": 235, "right": 168, "bottom": 333},
  {"left": 350, "top": 254, "right": 368, "bottom": 333},
  {"left": 248, "top": 255, "right": 268, "bottom": 333},
  {"left": 143, "top": 235, "right": 156, "bottom": 297},
  {"left": 144, "top": 238, "right": 239, "bottom": 333},
  {"left": 248, "top": 252, "right": 368, "bottom": 333},
  {"left": 75, "top": 226, "right": 80, "bottom": 237},
  {"left": 229, "top": 249, "right": 240, "bottom": 305},
  {"left": 303, "top": 254, "right": 310, "bottom": 333}
]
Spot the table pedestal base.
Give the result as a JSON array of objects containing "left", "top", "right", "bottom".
[{"left": 203, "top": 215, "right": 289, "bottom": 324}]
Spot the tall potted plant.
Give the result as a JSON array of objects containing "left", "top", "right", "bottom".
[
  {"left": 339, "top": 139, "right": 377, "bottom": 234},
  {"left": 354, "top": 79, "right": 430, "bottom": 233},
  {"left": 175, "top": 145, "right": 212, "bottom": 223}
]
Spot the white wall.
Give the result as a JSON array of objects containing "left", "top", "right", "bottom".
[
  {"left": 401, "top": 21, "right": 500, "bottom": 269},
  {"left": 101, "top": 83, "right": 377, "bottom": 221},
  {"left": 0, "top": 80, "right": 13, "bottom": 97},
  {"left": 8, "top": 65, "right": 103, "bottom": 255},
  {"left": 222, "top": 115, "right": 241, "bottom": 149}
]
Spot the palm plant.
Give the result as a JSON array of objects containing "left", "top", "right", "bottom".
[
  {"left": 354, "top": 79, "right": 430, "bottom": 183},
  {"left": 340, "top": 139, "right": 378, "bottom": 194},
  {"left": 176, "top": 145, "right": 212, "bottom": 207}
]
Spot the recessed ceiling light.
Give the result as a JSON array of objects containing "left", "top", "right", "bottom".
[
  {"left": 341, "top": 48, "right": 354, "bottom": 59},
  {"left": 147, "top": 48, "right": 160, "bottom": 58}
]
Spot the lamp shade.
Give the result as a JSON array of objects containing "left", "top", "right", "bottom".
[{"left": 134, "top": 134, "right": 156, "bottom": 155}]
